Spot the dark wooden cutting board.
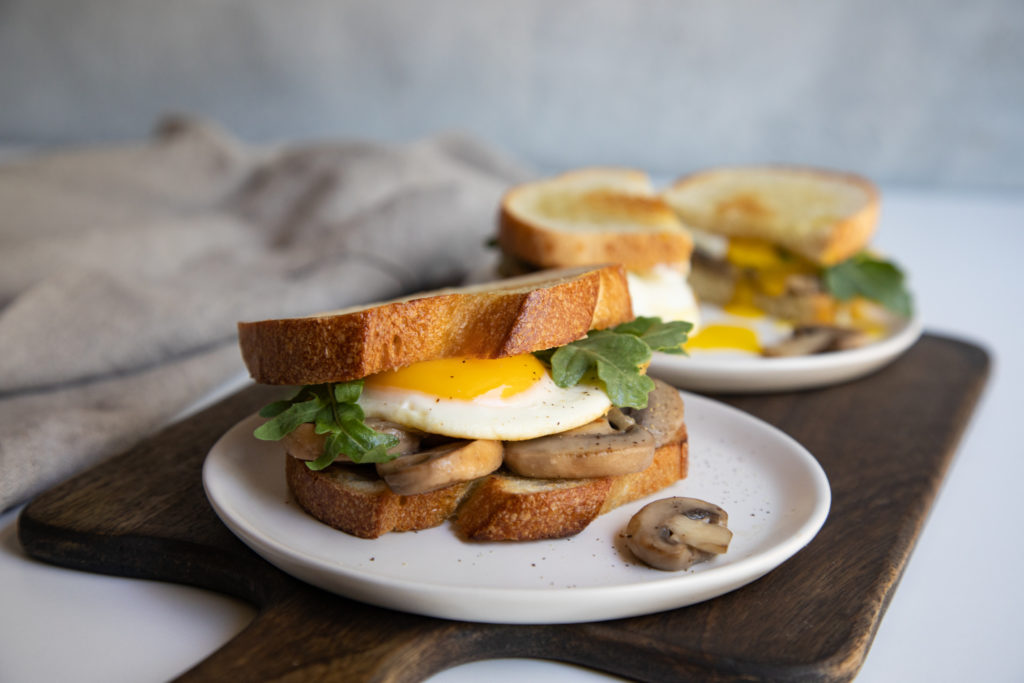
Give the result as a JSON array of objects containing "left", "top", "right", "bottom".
[{"left": 18, "top": 333, "right": 989, "bottom": 682}]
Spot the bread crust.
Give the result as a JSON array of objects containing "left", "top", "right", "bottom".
[
  {"left": 285, "top": 457, "right": 475, "bottom": 539},
  {"left": 499, "top": 168, "right": 694, "bottom": 270},
  {"left": 453, "top": 474, "right": 611, "bottom": 541},
  {"left": 663, "top": 165, "right": 879, "bottom": 266},
  {"left": 239, "top": 264, "right": 633, "bottom": 385}
]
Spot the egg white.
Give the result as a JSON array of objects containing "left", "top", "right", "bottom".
[
  {"left": 625, "top": 264, "right": 701, "bottom": 332},
  {"left": 359, "top": 371, "right": 612, "bottom": 441}
]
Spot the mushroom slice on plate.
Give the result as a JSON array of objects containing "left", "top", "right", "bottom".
[
  {"left": 623, "top": 497, "right": 733, "bottom": 571},
  {"left": 762, "top": 325, "right": 872, "bottom": 357}
]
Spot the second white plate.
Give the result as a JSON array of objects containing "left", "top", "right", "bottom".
[
  {"left": 203, "top": 392, "right": 830, "bottom": 624},
  {"left": 651, "top": 310, "right": 923, "bottom": 393}
]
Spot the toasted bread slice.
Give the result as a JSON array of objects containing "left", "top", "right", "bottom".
[
  {"left": 456, "top": 434, "right": 688, "bottom": 541},
  {"left": 285, "top": 428, "right": 689, "bottom": 542},
  {"left": 285, "top": 457, "right": 476, "bottom": 539},
  {"left": 499, "top": 168, "right": 694, "bottom": 270},
  {"left": 663, "top": 166, "right": 879, "bottom": 266},
  {"left": 238, "top": 264, "right": 632, "bottom": 385}
]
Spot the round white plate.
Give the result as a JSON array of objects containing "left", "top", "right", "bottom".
[
  {"left": 203, "top": 393, "right": 830, "bottom": 624},
  {"left": 651, "top": 309, "right": 924, "bottom": 394}
]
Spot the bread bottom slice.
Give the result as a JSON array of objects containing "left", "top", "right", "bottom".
[
  {"left": 285, "top": 430, "right": 689, "bottom": 542},
  {"left": 285, "top": 458, "right": 475, "bottom": 539},
  {"left": 455, "top": 436, "right": 688, "bottom": 541}
]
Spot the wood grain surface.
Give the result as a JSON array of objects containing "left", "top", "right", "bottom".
[{"left": 17, "top": 334, "right": 989, "bottom": 682}]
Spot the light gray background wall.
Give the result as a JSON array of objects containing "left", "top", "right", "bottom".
[{"left": 1, "top": 0, "right": 1021, "bottom": 189}]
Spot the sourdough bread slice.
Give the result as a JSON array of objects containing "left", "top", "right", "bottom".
[
  {"left": 663, "top": 166, "right": 879, "bottom": 266},
  {"left": 285, "top": 457, "right": 476, "bottom": 539},
  {"left": 455, "top": 435, "right": 688, "bottom": 541},
  {"left": 285, "top": 431, "right": 688, "bottom": 541},
  {"left": 499, "top": 168, "right": 694, "bottom": 270},
  {"left": 238, "top": 264, "right": 632, "bottom": 385}
]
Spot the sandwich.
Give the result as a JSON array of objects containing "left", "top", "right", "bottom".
[
  {"left": 237, "top": 265, "right": 691, "bottom": 541},
  {"left": 495, "top": 167, "right": 702, "bottom": 331},
  {"left": 661, "top": 165, "right": 913, "bottom": 356}
]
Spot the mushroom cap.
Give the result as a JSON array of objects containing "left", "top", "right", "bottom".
[{"left": 623, "top": 497, "right": 733, "bottom": 571}]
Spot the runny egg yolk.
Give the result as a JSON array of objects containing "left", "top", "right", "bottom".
[
  {"left": 725, "top": 238, "right": 819, "bottom": 309},
  {"left": 685, "top": 324, "right": 761, "bottom": 354},
  {"left": 722, "top": 280, "right": 764, "bottom": 318},
  {"left": 363, "top": 354, "right": 547, "bottom": 401},
  {"left": 726, "top": 238, "right": 785, "bottom": 270}
]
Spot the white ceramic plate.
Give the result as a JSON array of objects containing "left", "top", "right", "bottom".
[
  {"left": 203, "top": 393, "right": 830, "bottom": 624},
  {"left": 651, "top": 307, "right": 924, "bottom": 394}
]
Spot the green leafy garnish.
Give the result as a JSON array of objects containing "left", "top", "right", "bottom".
[
  {"left": 254, "top": 381, "right": 399, "bottom": 470},
  {"left": 610, "top": 316, "right": 694, "bottom": 355},
  {"left": 535, "top": 317, "right": 692, "bottom": 409},
  {"left": 823, "top": 253, "right": 913, "bottom": 317}
]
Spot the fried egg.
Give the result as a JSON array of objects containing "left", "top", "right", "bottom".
[
  {"left": 684, "top": 305, "right": 792, "bottom": 356},
  {"left": 625, "top": 263, "right": 701, "bottom": 332},
  {"left": 359, "top": 354, "right": 612, "bottom": 441}
]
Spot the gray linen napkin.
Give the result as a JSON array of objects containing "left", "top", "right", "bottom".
[{"left": 0, "top": 116, "right": 530, "bottom": 511}]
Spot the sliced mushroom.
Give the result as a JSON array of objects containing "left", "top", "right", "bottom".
[
  {"left": 622, "top": 379, "right": 685, "bottom": 447},
  {"left": 366, "top": 418, "right": 424, "bottom": 455},
  {"left": 762, "top": 325, "right": 872, "bottom": 357},
  {"left": 785, "top": 273, "right": 824, "bottom": 296},
  {"left": 281, "top": 419, "right": 422, "bottom": 462},
  {"left": 623, "top": 497, "right": 732, "bottom": 571},
  {"left": 376, "top": 439, "right": 503, "bottom": 496},
  {"left": 280, "top": 423, "right": 328, "bottom": 462},
  {"left": 503, "top": 411, "right": 655, "bottom": 479}
]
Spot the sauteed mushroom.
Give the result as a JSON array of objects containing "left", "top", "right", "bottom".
[
  {"left": 504, "top": 379, "right": 684, "bottom": 479},
  {"left": 281, "top": 419, "right": 422, "bottom": 462},
  {"left": 376, "top": 439, "right": 503, "bottom": 495},
  {"left": 623, "top": 379, "right": 685, "bottom": 446},
  {"left": 503, "top": 408, "right": 655, "bottom": 478},
  {"left": 762, "top": 325, "right": 871, "bottom": 357},
  {"left": 623, "top": 497, "right": 732, "bottom": 571}
]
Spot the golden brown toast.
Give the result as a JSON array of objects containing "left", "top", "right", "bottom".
[
  {"left": 285, "top": 426, "right": 689, "bottom": 542},
  {"left": 662, "top": 165, "right": 879, "bottom": 267},
  {"left": 498, "top": 168, "right": 694, "bottom": 270},
  {"left": 238, "top": 264, "right": 632, "bottom": 385}
]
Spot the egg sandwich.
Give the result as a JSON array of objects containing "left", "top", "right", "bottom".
[
  {"left": 661, "top": 165, "right": 913, "bottom": 356},
  {"left": 495, "top": 168, "right": 702, "bottom": 331},
  {"left": 237, "top": 265, "right": 692, "bottom": 541}
]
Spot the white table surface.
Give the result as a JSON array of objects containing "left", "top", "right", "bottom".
[{"left": 2, "top": 187, "right": 1022, "bottom": 682}]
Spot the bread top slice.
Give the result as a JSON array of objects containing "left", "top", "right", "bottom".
[
  {"left": 499, "top": 167, "right": 694, "bottom": 270},
  {"left": 238, "top": 264, "right": 632, "bottom": 385},
  {"left": 662, "top": 166, "right": 879, "bottom": 266}
]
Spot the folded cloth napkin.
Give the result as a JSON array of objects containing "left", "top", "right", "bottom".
[{"left": 0, "top": 116, "right": 531, "bottom": 511}]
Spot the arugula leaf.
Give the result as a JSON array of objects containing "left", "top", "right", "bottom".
[
  {"left": 823, "top": 253, "right": 913, "bottom": 317},
  {"left": 537, "top": 317, "right": 690, "bottom": 409},
  {"left": 254, "top": 381, "right": 399, "bottom": 470},
  {"left": 254, "top": 394, "right": 324, "bottom": 441},
  {"left": 611, "top": 316, "right": 693, "bottom": 355}
]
